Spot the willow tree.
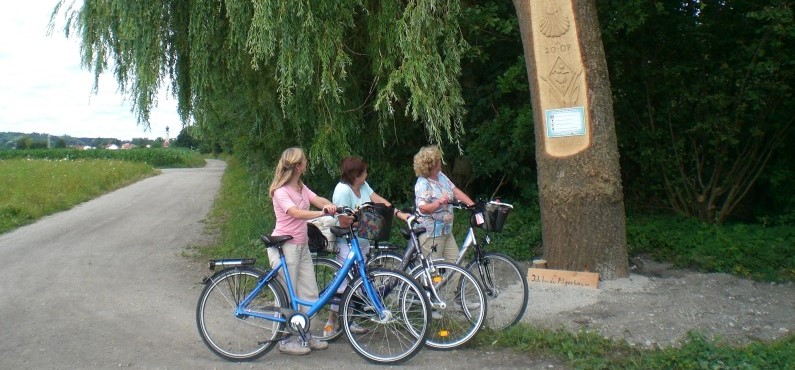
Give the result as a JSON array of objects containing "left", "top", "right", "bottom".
[
  {"left": 50, "top": 0, "right": 467, "bottom": 173},
  {"left": 513, "top": 0, "right": 628, "bottom": 278}
]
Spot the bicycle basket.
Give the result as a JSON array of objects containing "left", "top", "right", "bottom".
[
  {"left": 356, "top": 203, "right": 394, "bottom": 242},
  {"left": 472, "top": 203, "right": 511, "bottom": 232},
  {"left": 307, "top": 222, "right": 328, "bottom": 253}
]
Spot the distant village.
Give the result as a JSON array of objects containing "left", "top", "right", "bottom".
[
  {"left": 80, "top": 139, "right": 170, "bottom": 151},
  {"left": 0, "top": 132, "right": 173, "bottom": 151}
]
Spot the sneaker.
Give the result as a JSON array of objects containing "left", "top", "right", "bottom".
[
  {"left": 279, "top": 340, "right": 310, "bottom": 355},
  {"left": 349, "top": 322, "right": 369, "bottom": 334},
  {"left": 308, "top": 336, "right": 328, "bottom": 350}
]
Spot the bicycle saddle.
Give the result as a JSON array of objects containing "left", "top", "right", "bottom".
[{"left": 260, "top": 234, "right": 294, "bottom": 247}]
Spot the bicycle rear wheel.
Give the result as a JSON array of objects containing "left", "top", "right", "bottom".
[
  {"left": 413, "top": 262, "right": 486, "bottom": 349},
  {"left": 196, "top": 267, "right": 286, "bottom": 361},
  {"left": 466, "top": 252, "right": 528, "bottom": 330},
  {"left": 311, "top": 257, "right": 346, "bottom": 342},
  {"left": 342, "top": 268, "right": 431, "bottom": 365}
]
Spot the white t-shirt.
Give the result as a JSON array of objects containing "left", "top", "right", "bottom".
[{"left": 332, "top": 181, "right": 375, "bottom": 208}]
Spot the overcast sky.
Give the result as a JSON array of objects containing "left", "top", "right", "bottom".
[{"left": 0, "top": 1, "right": 180, "bottom": 141}]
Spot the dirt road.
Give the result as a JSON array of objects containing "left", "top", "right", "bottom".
[{"left": 0, "top": 159, "right": 557, "bottom": 370}]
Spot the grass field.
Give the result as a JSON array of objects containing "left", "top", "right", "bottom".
[{"left": 0, "top": 158, "right": 157, "bottom": 234}]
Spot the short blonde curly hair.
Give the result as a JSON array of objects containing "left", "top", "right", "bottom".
[{"left": 413, "top": 146, "right": 442, "bottom": 177}]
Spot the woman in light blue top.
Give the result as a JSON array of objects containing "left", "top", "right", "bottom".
[
  {"left": 413, "top": 146, "right": 475, "bottom": 263},
  {"left": 324, "top": 156, "right": 407, "bottom": 336}
]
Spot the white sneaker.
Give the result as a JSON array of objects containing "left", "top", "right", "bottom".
[
  {"left": 279, "top": 340, "right": 310, "bottom": 355},
  {"left": 308, "top": 336, "right": 328, "bottom": 350},
  {"left": 349, "top": 322, "right": 369, "bottom": 334}
]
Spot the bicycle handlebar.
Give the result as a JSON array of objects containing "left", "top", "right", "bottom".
[
  {"left": 449, "top": 200, "right": 471, "bottom": 209},
  {"left": 449, "top": 199, "right": 515, "bottom": 211},
  {"left": 333, "top": 205, "right": 356, "bottom": 218}
]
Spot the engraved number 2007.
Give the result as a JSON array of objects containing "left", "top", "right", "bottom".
[{"left": 545, "top": 44, "right": 571, "bottom": 54}]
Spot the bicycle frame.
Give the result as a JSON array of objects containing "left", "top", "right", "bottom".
[
  {"left": 236, "top": 223, "right": 386, "bottom": 325},
  {"left": 396, "top": 214, "right": 454, "bottom": 306},
  {"left": 452, "top": 200, "right": 513, "bottom": 264}
]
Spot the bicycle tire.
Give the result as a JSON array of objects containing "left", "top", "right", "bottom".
[
  {"left": 367, "top": 250, "right": 404, "bottom": 271},
  {"left": 196, "top": 266, "right": 287, "bottom": 361},
  {"left": 411, "top": 261, "right": 486, "bottom": 349},
  {"left": 466, "top": 252, "right": 528, "bottom": 330},
  {"left": 342, "top": 268, "right": 431, "bottom": 365},
  {"left": 311, "top": 257, "right": 346, "bottom": 342}
]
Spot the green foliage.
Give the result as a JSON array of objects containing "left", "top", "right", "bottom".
[
  {"left": 457, "top": 1, "right": 536, "bottom": 203},
  {"left": 173, "top": 125, "right": 202, "bottom": 151},
  {"left": 0, "top": 148, "right": 205, "bottom": 168},
  {"left": 628, "top": 332, "right": 795, "bottom": 370},
  {"left": 0, "top": 159, "right": 156, "bottom": 233},
  {"left": 627, "top": 215, "right": 795, "bottom": 282},
  {"left": 50, "top": 0, "right": 795, "bottom": 233},
  {"left": 54, "top": 0, "right": 470, "bottom": 176},
  {"left": 600, "top": 0, "right": 795, "bottom": 223}
]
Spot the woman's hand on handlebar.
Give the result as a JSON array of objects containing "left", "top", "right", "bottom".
[
  {"left": 449, "top": 200, "right": 472, "bottom": 209},
  {"left": 321, "top": 203, "right": 337, "bottom": 215},
  {"left": 334, "top": 205, "right": 355, "bottom": 216}
]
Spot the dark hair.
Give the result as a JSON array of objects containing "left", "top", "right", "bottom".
[{"left": 339, "top": 156, "right": 367, "bottom": 184}]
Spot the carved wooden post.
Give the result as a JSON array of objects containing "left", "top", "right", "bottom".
[{"left": 513, "top": 0, "right": 628, "bottom": 279}]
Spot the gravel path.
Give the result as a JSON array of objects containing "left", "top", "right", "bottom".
[{"left": 521, "top": 257, "right": 794, "bottom": 348}]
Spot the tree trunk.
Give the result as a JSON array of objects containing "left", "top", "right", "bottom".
[{"left": 513, "top": 0, "right": 628, "bottom": 279}]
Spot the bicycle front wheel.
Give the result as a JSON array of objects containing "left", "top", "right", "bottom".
[
  {"left": 196, "top": 267, "right": 287, "bottom": 361},
  {"left": 466, "top": 252, "right": 528, "bottom": 330},
  {"left": 413, "top": 262, "right": 487, "bottom": 349},
  {"left": 342, "top": 268, "right": 431, "bottom": 365}
]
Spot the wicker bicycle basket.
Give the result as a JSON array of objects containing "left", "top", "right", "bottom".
[{"left": 472, "top": 203, "right": 511, "bottom": 232}]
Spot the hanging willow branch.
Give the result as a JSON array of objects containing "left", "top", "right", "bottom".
[{"left": 52, "top": 0, "right": 469, "bottom": 168}]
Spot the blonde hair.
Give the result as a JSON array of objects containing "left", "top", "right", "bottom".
[
  {"left": 268, "top": 147, "right": 306, "bottom": 197},
  {"left": 413, "top": 145, "right": 442, "bottom": 177}
]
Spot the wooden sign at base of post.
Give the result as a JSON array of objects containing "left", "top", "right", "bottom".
[{"left": 527, "top": 267, "right": 600, "bottom": 289}]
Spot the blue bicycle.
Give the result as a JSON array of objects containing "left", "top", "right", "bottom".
[{"left": 196, "top": 206, "right": 432, "bottom": 364}]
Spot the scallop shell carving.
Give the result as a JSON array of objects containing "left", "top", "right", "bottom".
[{"left": 539, "top": 1, "right": 570, "bottom": 38}]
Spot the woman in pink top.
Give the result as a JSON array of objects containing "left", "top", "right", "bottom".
[{"left": 267, "top": 147, "right": 336, "bottom": 355}]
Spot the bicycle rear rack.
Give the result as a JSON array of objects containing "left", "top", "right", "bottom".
[{"left": 207, "top": 258, "right": 256, "bottom": 270}]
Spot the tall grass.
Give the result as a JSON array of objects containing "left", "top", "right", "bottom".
[{"left": 0, "top": 159, "right": 156, "bottom": 233}]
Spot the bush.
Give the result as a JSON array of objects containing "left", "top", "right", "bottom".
[{"left": 627, "top": 215, "right": 795, "bottom": 282}]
